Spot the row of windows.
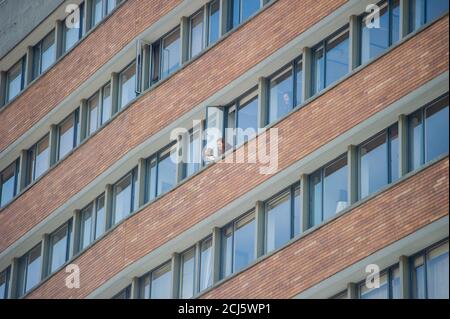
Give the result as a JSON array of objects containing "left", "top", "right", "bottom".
[
  {"left": 2, "top": 92, "right": 447, "bottom": 298},
  {"left": 332, "top": 240, "right": 449, "bottom": 299},
  {"left": 0, "top": 0, "right": 124, "bottom": 106}
]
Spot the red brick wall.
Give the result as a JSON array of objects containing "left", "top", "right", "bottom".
[
  {"left": 0, "top": 0, "right": 352, "bottom": 251},
  {"left": 24, "top": 17, "right": 449, "bottom": 297},
  {"left": 200, "top": 158, "right": 449, "bottom": 299},
  {"left": 0, "top": 0, "right": 182, "bottom": 151}
]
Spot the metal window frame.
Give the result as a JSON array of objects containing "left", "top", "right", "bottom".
[
  {"left": 111, "top": 167, "right": 138, "bottom": 226},
  {"left": 178, "top": 246, "right": 197, "bottom": 299},
  {"left": 62, "top": 2, "right": 84, "bottom": 53},
  {"left": 356, "top": 263, "right": 399, "bottom": 299},
  {"left": 19, "top": 242, "right": 42, "bottom": 296},
  {"left": 188, "top": 8, "right": 206, "bottom": 60},
  {"left": 0, "top": 266, "right": 11, "bottom": 299},
  {"left": 0, "top": 159, "right": 20, "bottom": 207},
  {"left": 139, "top": 259, "right": 172, "bottom": 299},
  {"left": 118, "top": 60, "right": 137, "bottom": 110},
  {"left": 56, "top": 109, "right": 79, "bottom": 161},
  {"left": 5, "top": 56, "right": 26, "bottom": 103},
  {"left": 47, "top": 219, "right": 72, "bottom": 276}
]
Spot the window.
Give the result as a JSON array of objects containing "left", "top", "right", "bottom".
[
  {"left": 267, "top": 58, "right": 302, "bottom": 125},
  {"left": 358, "top": 124, "right": 398, "bottom": 199},
  {"left": 190, "top": 10, "right": 204, "bottom": 58},
  {"left": 63, "top": 2, "right": 84, "bottom": 53},
  {"left": 57, "top": 110, "right": 80, "bottom": 160},
  {"left": 412, "top": 240, "right": 449, "bottom": 299},
  {"left": 48, "top": 221, "right": 72, "bottom": 275},
  {"left": 360, "top": 0, "right": 400, "bottom": 65},
  {"left": 181, "top": 125, "right": 203, "bottom": 179},
  {"left": 265, "top": 184, "right": 301, "bottom": 253},
  {"left": 88, "top": 92, "right": 100, "bottom": 136},
  {"left": 5, "top": 57, "right": 25, "bottom": 103},
  {"left": 112, "top": 286, "right": 131, "bottom": 299},
  {"left": 87, "top": 83, "right": 112, "bottom": 135},
  {"left": 408, "top": 95, "right": 449, "bottom": 171},
  {"left": 410, "top": 0, "right": 448, "bottom": 32},
  {"left": 207, "top": 0, "right": 220, "bottom": 46},
  {"left": 161, "top": 28, "right": 181, "bottom": 79},
  {"left": 27, "top": 135, "right": 50, "bottom": 183},
  {"left": 0, "top": 268, "right": 10, "bottom": 299},
  {"left": 199, "top": 237, "right": 213, "bottom": 292},
  {"left": 33, "top": 30, "right": 56, "bottom": 79},
  {"left": 79, "top": 194, "right": 105, "bottom": 251},
  {"left": 17, "top": 244, "right": 42, "bottom": 297},
  {"left": 92, "top": 0, "right": 118, "bottom": 27},
  {"left": 141, "top": 262, "right": 172, "bottom": 299},
  {"left": 312, "top": 28, "right": 349, "bottom": 95},
  {"left": 119, "top": 62, "right": 137, "bottom": 109},
  {"left": 180, "top": 248, "right": 196, "bottom": 299},
  {"left": 0, "top": 160, "right": 19, "bottom": 208},
  {"left": 145, "top": 145, "right": 178, "bottom": 202},
  {"left": 112, "top": 168, "right": 138, "bottom": 226},
  {"left": 309, "top": 155, "right": 348, "bottom": 227},
  {"left": 229, "top": 0, "right": 261, "bottom": 30},
  {"left": 221, "top": 212, "right": 255, "bottom": 278},
  {"left": 358, "top": 266, "right": 400, "bottom": 299}
]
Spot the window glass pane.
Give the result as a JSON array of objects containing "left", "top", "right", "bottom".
[
  {"left": 185, "top": 128, "right": 202, "bottom": 178},
  {"left": 360, "top": 273, "right": 389, "bottom": 299},
  {"left": 151, "top": 263, "right": 172, "bottom": 299},
  {"left": 323, "top": 156, "right": 348, "bottom": 220},
  {"left": 266, "top": 191, "right": 291, "bottom": 253},
  {"left": 180, "top": 248, "right": 195, "bottom": 299},
  {"left": 107, "top": 0, "right": 116, "bottom": 14},
  {"left": 312, "top": 46, "right": 324, "bottom": 94},
  {"left": 120, "top": 63, "right": 137, "bottom": 109},
  {"left": 359, "top": 132, "right": 388, "bottom": 199},
  {"left": 1, "top": 163, "right": 16, "bottom": 207},
  {"left": 425, "top": 98, "right": 449, "bottom": 163},
  {"left": 208, "top": 0, "right": 220, "bottom": 45},
  {"left": 190, "top": 11, "right": 204, "bottom": 58},
  {"left": 0, "top": 269, "right": 8, "bottom": 299},
  {"left": 325, "top": 30, "right": 349, "bottom": 87},
  {"left": 389, "top": 125, "right": 399, "bottom": 182},
  {"left": 241, "top": 0, "right": 260, "bottom": 22},
  {"left": 101, "top": 84, "right": 112, "bottom": 124},
  {"left": 24, "top": 244, "right": 42, "bottom": 293},
  {"left": 309, "top": 170, "right": 322, "bottom": 227},
  {"left": 199, "top": 238, "right": 213, "bottom": 291},
  {"left": 413, "top": 255, "right": 426, "bottom": 299},
  {"left": 88, "top": 93, "right": 100, "bottom": 135},
  {"left": 41, "top": 31, "right": 56, "bottom": 73},
  {"left": 58, "top": 115, "right": 75, "bottom": 160},
  {"left": 293, "top": 186, "right": 301, "bottom": 236},
  {"left": 295, "top": 60, "right": 303, "bottom": 107},
  {"left": 157, "top": 147, "right": 177, "bottom": 197},
  {"left": 231, "top": 0, "right": 240, "bottom": 29},
  {"left": 269, "top": 68, "right": 293, "bottom": 124},
  {"left": 205, "top": 106, "right": 224, "bottom": 163},
  {"left": 50, "top": 224, "right": 70, "bottom": 273},
  {"left": 236, "top": 95, "right": 258, "bottom": 146},
  {"left": 161, "top": 28, "right": 180, "bottom": 79},
  {"left": 234, "top": 213, "right": 255, "bottom": 272},
  {"left": 427, "top": 242, "right": 449, "bottom": 299},
  {"left": 361, "top": 2, "right": 389, "bottom": 64},
  {"left": 80, "top": 205, "right": 93, "bottom": 250},
  {"left": 113, "top": 173, "right": 132, "bottom": 225},
  {"left": 95, "top": 195, "right": 105, "bottom": 239},
  {"left": 391, "top": 267, "right": 401, "bottom": 299},
  {"left": 146, "top": 158, "right": 157, "bottom": 202},
  {"left": 34, "top": 136, "right": 49, "bottom": 180},
  {"left": 222, "top": 226, "right": 233, "bottom": 278},
  {"left": 7, "top": 60, "right": 23, "bottom": 102},
  {"left": 64, "top": 21, "right": 80, "bottom": 52},
  {"left": 409, "top": 111, "right": 423, "bottom": 170},
  {"left": 391, "top": 0, "right": 400, "bottom": 44},
  {"left": 141, "top": 276, "right": 151, "bottom": 299},
  {"left": 426, "top": 0, "right": 449, "bottom": 23},
  {"left": 33, "top": 44, "right": 41, "bottom": 79},
  {"left": 92, "top": 0, "right": 103, "bottom": 26}
]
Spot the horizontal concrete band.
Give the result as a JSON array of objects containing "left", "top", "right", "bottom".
[
  {"left": 199, "top": 158, "right": 449, "bottom": 299},
  {"left": 0, "top": 0, "right": 354, "bottom": 251},
  {"left": 0, "top": 0, "right": 183, "bottom": 151}
]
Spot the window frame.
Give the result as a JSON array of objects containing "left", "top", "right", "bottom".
[
  {"left": 27, "top": 134, "right": 50, "bottom": 184},
  {"left": 56, "top": 109, "right": 80, "bottom": 161},
  {"left": 118, "top": 60, "right": 138, "bottom": 110},
  {"left": 17, "top": 243, "right": 42, "bottom": 297},
  {"left": 47, "top": 220, "right": 72, "bottom": 276},
  {"left": 62, "top": 2, "right": 84, "bottom": 53},
  {"left": 5, "top": 57, "right": 26, "bottom": 103},
  {"left": 206, "top": 0, "right": 221, "bottom": 46},
  {"left": 111, "top": 168, "right": 138, "bottom": 227},
  {"left": 189, "top": 9, "right": 206, "bottom": 59},
  {"left": 0, "top": 159, "right": 20, "bottom": 208},
  {"left": 78, "top": 193, "right": 106, "bottom": 252},
  {"left": 32, "top": 29, "right": 56, "bottom": 80},
  {"left": 160, "top": 26, "right": 181, "bottom": 80},
  {"left": 139, "top": 260, "right": 172, "bottom": 299},
  {"left": 0, "top": 267, "right": 11, "bottom": 299},
  {"left": 357, "top": 263, "right": 400, "bottom": 299}
]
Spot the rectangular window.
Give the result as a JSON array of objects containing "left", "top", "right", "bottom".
[
  {"left": 180, "top": 247, "right": 196, "bottom": 299},
  {"left": 5, "top": 57, "right": 25, "bottom": 103},
  {"left": 112, "top": 168, "right": 138, "bottom": 226},
  {"left": 141, "top": 262, "right": 172, "bottom": 299},
  {"left": 410, "top": 0, "right": 448, "bottom": 32},
  {"left": 235, "top": 90, "right": 259, "bottom": 147},
  {"left": 119, "top": 62, "right": 137, "bottom": 109},
  {"left": 150, "top": 41, "right": 161, "bottom": 84},
  {"left": 101, "top": 83, "right": 112, "bottom": 124},
  {"left": 199, "top": 237, "right": 213, "bottom": 292},
  {"left": 88, "top": 92, "right": 100, "bottom": 136},
  {"left": 182, "top": 125, "right": 203, "bottom": 179},
  {"left": 0, "top": 268, "right": 10, "bottom": 299},
  {"left": 412, "top": 240, "right": 449, "bottom": 299},
  {"left": 190, "top": 10, "right": 204, "bottom": 59},
  {"left": 145, "top": 145, "right": 177, "bottom": 202},
  {"left": 312, "top": 28, "right": 349, "bottom": 95},
  {"left": 161, "top": 28, "right": 181, "bottom": 79},
  {"left": 57, "top": 110, "right": 79, "bottom": 160},
  {"left": 408, "top": 95, "right": 449, "bottom": 171},
  {"left": 92, "top": 0, "right": 118, "bottom": 27},
  {"left": 48, "top": 221, "right": 72, "bottom": 275},
  {"left": 33, "top": 30, "right": 56, "bottom": 79},
  {"left": 359, "top": 266, "right": 400, "bottom": 299},
  {"left": 265, "top": 184, "right": 301, "bottom": 253},
  {"left": 309, "top": 155, "right": 348, "bottom": 227},
  {"left": 27, "top": 135, "right": 50, "bottom": 183},
  {"left": 360, "top": 0, "right": 400, "bottom": 65},
  {"left": 0, "top": 160, "right": 19, "bottom": 208},
  {"left": 229, "top": 0, "right": 261, "bottom": 30},
  {"left": 63, "top": 2, "right": 84, "bottom": 53},
  {"left": 221, "top": 211, "right": 255, "bottom": 278},
  {"left": 207, "top": 0, "right": 220, "bottom": 46},
  {"left": 79, "top": 194, "right": 105, "bottom": 251},
  {"left": 17, "top": 244, "right": 42, "bottom": 297},
  {"left": 358, "top": 124, "right": 398, "bottom": 199}
]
